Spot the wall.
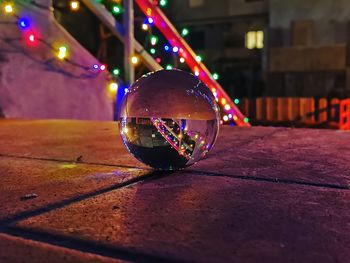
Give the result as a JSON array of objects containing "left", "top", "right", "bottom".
[{"left": 0, "top": 0, "right": 113, "bottom": 120}]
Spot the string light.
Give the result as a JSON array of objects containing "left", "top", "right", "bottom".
[
  {"left": 150, "top": 35, "right": 158, "bottom": 46},
  {"left": 2, "top": 0, "right": 122, "bottom": 99},
  {"left": 108, "top": 82, "right": 118, "bottom": 93},
  {"left": 166, "top": 64, "right": 172, "bottom": 70},
  {"left": 181, "top": 28, "right": 189, "bottom": 37},
  {"left": 224, "top": 104, "right": 231, "bottom": 111},
  {"left": 147, "top": 17, "right": 154, "bottom": 24},
  {"left": 28, "top": 34, "right": 36, "bottom": 43},
  {"left": 150, "top": 48, "right": 156, "bottom": 54},
  {"left": 164, "top": 45, "right": 169, "bottom": 51},
  {"left": 179, "top": 57, "right": 185, "bottom": 63},
  {"left": 4, "top": 4, "right": 13, "bottom": 14},
  {"left": 195, "top": 55, "right": 202, "bottom": 62},
  {"left": 112, "top": 68, "right": 120, "bottom": 76},
  {"left": 172, "top": 46, "right": 179, "bottom": 53},
  {"left": 159, "top": 0, "right": 167, "bottom": 7},
  {"left": 223, "top": 115, "right": 229, "bottom": 122},
  {"left": 141, "top": 23, "right": 148, "bottom": 31},
  {"left": 18, "top": 17, "right": 30, "bottom": 29},
  {"left": 244, "top": 117, "right": 249, "bottom": 123},
  {"left": 131, "top": 56, "right": 139, "bottom": 65},
  {"left": 69, "top": 0, "right": 80, "bottom": 11},
  {"left": 221, "top": 98, "right": 226, "bottom": 105},
  {"left": 57, "top": 45, "right": 68, "bottom": 60},
  {"left": 112, "top": 5, "right": 122, "bottom": 14},
  {"left": 234, "top": 98, "right": 239, "bottom": 104},
  {"left": 212, "top": 73, "right": 219, "bottom": 80}
]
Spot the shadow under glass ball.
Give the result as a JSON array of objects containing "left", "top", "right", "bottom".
[{"left": 119, "top": 70, "right": 220, "bottom": 170}]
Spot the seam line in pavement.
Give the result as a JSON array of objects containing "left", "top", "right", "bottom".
[
  {"left": 0, "top": 171, "right": 164, "bottom": 227},
  {"left": 0, "top": 153, "right": 153, "bottom": 171},
  {"left": 185, "top": 170, "right": 350, "bottom": 190},
  {"left": 1, "top": 152, "right": 348, "bottom": 191},
  {"left": 0, "top": 227, "right": 185, "bottom": 263}
]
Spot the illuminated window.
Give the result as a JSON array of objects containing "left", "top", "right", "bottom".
[{"left": 245, "top": 30, "right": 264, "bottom": 49}]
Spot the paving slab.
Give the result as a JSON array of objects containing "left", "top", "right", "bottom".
[
  {"left": 0, "top": 233, "right": 124, "bottom": 263},
  {"left": 13, "top": 173, "right": 350, "bottom": 263},
  {"left": 194, "top": 127, "right": 350, "bottom": 187},
  {"left": 0, "top": 119, "right": 144, "bottom": 168},
  {"left": 0, "top": 120, "right": 275, "bottom": 168},
  {"left": 2, "top": 120, "right": 350, "bottom": 188},
  {"left": 0, "top": 156, "right": 149, "bottom": 223}
]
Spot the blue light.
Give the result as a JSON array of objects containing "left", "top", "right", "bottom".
[
  {"left": 93, "top": 64, "right": 99, "bottom": 69},
  {"left": 164, "top": 45, "right": 169, "bottom": 51},
  {"left": 18, "top": 18, "right": 30, "bottom": 30},
  {"left": 147, "top": 17, "right": 154, "bottom": 24}
]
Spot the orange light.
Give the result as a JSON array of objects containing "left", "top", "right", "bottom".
[
  {"left": 131, "top": 56, "right": 139, "bottom": 65},
  {"left": 69, "top": 0, "right": 80, "bottom": 11}
]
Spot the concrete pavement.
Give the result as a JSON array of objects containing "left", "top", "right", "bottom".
[{"left": 0, "top": 120, "right": 349, "bottom": 262}]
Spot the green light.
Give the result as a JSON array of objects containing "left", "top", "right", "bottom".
[
  {"left": 234, "top": 98, "right": 239, "bottom": 104},
  {"left": 112, "top": 5, "right": 122, "bottom": 14},
  {"left": 181, "top": 28, "right": 189, "bottom": 37},
  {"left": 159, "top": 0, "right": 167, "bottom": 7},
  {"left": 244, "top": 117, "right": 249, "bottom": 123},
  {"left": 195, "top": 55, "right": 202, "bottom": 62},
  {"left": 112, "top": 68, "right": 120, "bottom": 76},
  {"left": 212, "top": 73, "right": 219, "bottom": 80},
  {"left": 150, "top": 35, "right": 158, "bottom": 46},
  {"left": 166, "top": 64, "right": 172, "bottom": 70},
  {"left": 150, "top": 48, "right": 156, "bottom": 54}
]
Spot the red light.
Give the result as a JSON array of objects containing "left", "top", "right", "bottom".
[
  {"left": 28, "top": 34, "right": 35, "bottom": 43},
  {"left": 156, "top": 57, "right": 161, "bottom": 63},
  {"left": 100, "top": 64, "right": 106, "bottom": 71}
]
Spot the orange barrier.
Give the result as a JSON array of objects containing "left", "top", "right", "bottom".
[
  {"left": 238, "top": 97, "right": 350, "bottom": 130},
  {"left": 339, "top": 99, "right": 350, "bottom": 130}
]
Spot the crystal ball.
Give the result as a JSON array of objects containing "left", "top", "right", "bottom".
[{"left": 119, "top": 69, "right": 220, "bottom": 170}]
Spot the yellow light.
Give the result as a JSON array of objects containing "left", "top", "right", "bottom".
[
  {"left": 57, "top": 46, "right": 68, "bottom": 60},
  {"left": 4, "top": 4, "right": 13, "bottom": 13},
  {"left": 224, "top": 104, "right": 231, "bottom": 111},
  {"left": 245, "top": 31, "right": 256, "bottom": 50},
  {"left": 245, "top": 30, "right": 264, "bottom": 49},
  {"left": 131, "top": 56, "right": 139, "bottom": 65},
  {"left": 142, "top": 23, "right": 148, "bottom": 31},
  {"left": 70, "top": 0, "right": 80, "bottom": 11},
  {"left": 211, "top": 88, "right": 216, "bottom": 93},
  {"left": 108, "top": 82, "right": 118, "bottom": 92},
  {"left": 223, "top": 115, "right": 229, "bottom": 122},
  {"left": 221, "top": 98, "right": 226, "bottom": 105},
  {"left": 233, "top": 115, "right": 238, "bottom": 121},
  {"left": 179, "top": 57, "right": 185, "bottom": 63},
  {"left": 256, "top": 30, "right": 264, "bottom": 49}
]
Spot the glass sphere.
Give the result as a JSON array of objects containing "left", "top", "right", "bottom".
[{"left": 119, "top": 69, "right": 220, "bottom": 170}]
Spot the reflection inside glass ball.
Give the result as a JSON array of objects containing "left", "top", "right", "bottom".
[{"left": 119, "top": 70, "right": 220, "bottom": 170}]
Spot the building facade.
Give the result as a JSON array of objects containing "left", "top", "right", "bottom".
[{"left": 166, "top": 0, "right": 350, "bottom": 99}]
